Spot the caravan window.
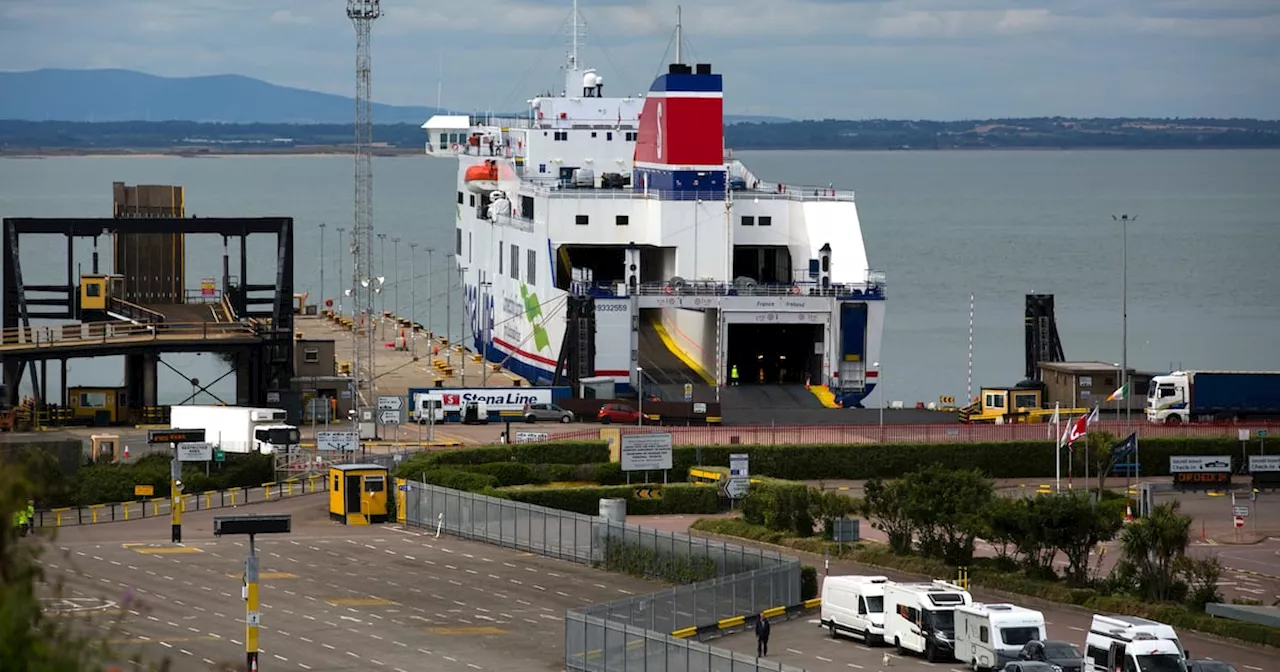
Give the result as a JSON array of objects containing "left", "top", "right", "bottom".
[
  {"left": 1001, "top": 627, "right": 1040, "bottom": 646},
  {"left": 1086, "top": 645, "right": 1109, "bottom": 668},
  {"left": 898, "top": 605, "right": 920, "bottom": 624},
  {"left": 978, "top": 625, "right": 989, "bottom": 644}
]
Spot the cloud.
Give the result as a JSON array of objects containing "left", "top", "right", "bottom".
[{"left": 1, "top": 0, "right": 1278, "bottom": 119}]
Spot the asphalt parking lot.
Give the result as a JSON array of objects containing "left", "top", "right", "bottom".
[
  {"left": 712, "top": 613, "right": 1272, "bottom": 672},
  {"left": 39, "top": 495, "right": 663, "bottom": 671}
]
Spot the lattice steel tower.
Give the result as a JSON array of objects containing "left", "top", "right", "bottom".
[{"left": 347, "top": 0, "right": 380, "bottom": 414}]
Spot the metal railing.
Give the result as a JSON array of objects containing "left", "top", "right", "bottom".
[
  {"left": 108, "top": 297, "right": 166, "bottom": 323},
  {"left": 574, "top": 275, "right": 886, "bottom": 301},
  {"left": 32, "top": 476, "right": 327, "bottom": 528},
  {"left": 402, "top": 481, "right": 807, "bottom": 672},
  {"left": 0, "top": 320, "right": 259, "bottom": 351},
  {"left": 531, "top": 420, "right": 1280, "bottom": 445}
]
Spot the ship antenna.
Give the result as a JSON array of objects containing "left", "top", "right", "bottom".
[
  {"left": 570, "top": 0, "right": 581, "bottom": 70},
  {"left": 675, "top": 5, "right": 683, "bottom": 65}
]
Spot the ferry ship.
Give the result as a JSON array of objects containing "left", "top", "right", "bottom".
[{"left": 421, "top": 6, "right": 885, "bottom": 409}]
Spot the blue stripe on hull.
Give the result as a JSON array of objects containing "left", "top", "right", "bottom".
[
  {"left": 834, "top": 383, "right": 876, "bottom": 410},
  {"left": 470, "top": 334, "right": 633, "bottom": 396}
]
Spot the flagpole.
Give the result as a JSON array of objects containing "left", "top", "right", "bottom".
[{"left": 1054, "top": 402, "right": 1061, "bottom": 492}]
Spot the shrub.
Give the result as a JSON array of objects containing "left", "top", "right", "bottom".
[
  {"left": 602, "top": 536, "right": 719, "bottom": 584},
  {"left": 59, "top": 453, "right": 273, "bottom": 507},
  {"left": 464, "top": 463, "right": 542, "bottom": 487},
  {"left": 420, "top": 469, "right": 499, "bottom": 492},
  {"left": 741, "top": 482, "right": 814, "bottom": 537},
  {"left": 502, "top": 483, "right": 721, "bottom": 516},
  {"left": 801, "top": 565, "right": 819, "bottom": 601}
]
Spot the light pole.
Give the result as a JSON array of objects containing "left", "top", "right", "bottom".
[
  {"left": 637, "top": 366, "right": 644, "bottom": 426},
  {"left": 445, "top": 253, "right": 454, "bottom": 367},
  {"left": 318, "top": 222, "right": 326, "bottom": 307},
  {"left": 480, "top": 280, "right": 492, "bottom": 386},
  {"left": 392, "top": 236, "right": 402, "bottom": 323},
  {"left": 377, "top": 232, "right": 388, "bottom": 339},
  {"left": 459, "top": 265, "right": 469, "bottom": 387},
  {"left": 409, "top": 242, "right": 418, "bottom": 359},
  {"left": 873, "top": 360, "right": 884, "bottom": 440},
  {"left": 1112, "top": 214, "right": 1136, "bottom": 427},
  {"left": 336, "top": 227, "right": 346, "bottom": 315},
  {"left": 425, "top": 247, "right": 435, "bottom": 343}
]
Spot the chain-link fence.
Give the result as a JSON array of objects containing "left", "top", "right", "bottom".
[{"left": 403, "top": 481, "right": 809, "bottom": 672}]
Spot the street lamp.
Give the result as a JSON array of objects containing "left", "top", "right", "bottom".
[
  {"left": 637, "top": 366, "right": 644, "bottom": 426},
  {"left": 873, "top": 361, "right": 883, "bottom": 433},
  {"left": 392, "top": 236, "right": 402, "bottom": 324},
  {"left": 377, "top": 232, "right": 388, "bottom": 339},
  {"left": 1112, "top": 214, "right": 1136, "bottom": 427},
  {"left": 336, "top": 227, "right": 346, "bottom": 314},
  {"left": 318, "top": 222, "right": 326, "bottom": 307},
  {"left": 409, "top": 242, "right": 418, "bottom": 358}
]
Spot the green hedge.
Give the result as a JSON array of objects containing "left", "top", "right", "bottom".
[
  {"left": 60, "top": 453, "right": 274, "bottom": 507},
  {"left": 801, "top": 565, "right": 819, "bottom": 601},
  {"left": 741, "top": 482, "right": 815, "bottom": 537},
  {"left": 690, "top": 518, "right": 1280, "bottom": 649},
  {"left": 420, "top": 469, "right": 500, "bottom": 492},
  {"left": 603, "top": 537, "right": 718, "bottom": 584},
  {"left": 502, "top": 483, "right": 721, "bottom": 516},
  {"left": 664, "top": 436, "right": 1250, "bottom": 481}
]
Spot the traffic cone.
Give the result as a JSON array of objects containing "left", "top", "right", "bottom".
[
  {"left": 123, "top": 445, "right": 130, "bottom": 459},
  {"left": 1124, "top": 504, "right": 1133, "bottom": 523}
]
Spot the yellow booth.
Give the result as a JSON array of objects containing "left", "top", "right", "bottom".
[{"left": 328, "top": 464, "right": 389, "bottom": 525}]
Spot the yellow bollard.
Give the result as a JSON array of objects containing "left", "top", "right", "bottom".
[
  {"left": 91, "top": 505, "right": 101, "bottom": 524},
  {"left": 263, "top": 483, "right": 274, "bottom": 501},
  {"left": 152, "top": 499, "right": 160, "bottom": 516},
  {"left": 286, "top": 480, "right": 295, "bottom": 497},
  {"left": 229, "top": 488, "right": 237, "bottom": 506},
  {"left": 54, "top": 507, "right": 70, "bottom": 527},
  {"left": 205, "top": 492, "right": 213, "bottom": 509},
  {"left": 124, "top": 503, "right": 130, "bottom": 521}
]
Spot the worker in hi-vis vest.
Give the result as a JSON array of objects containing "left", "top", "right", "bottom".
[{"left": 730, "top": 365, "right": 740, "bottom": 386}]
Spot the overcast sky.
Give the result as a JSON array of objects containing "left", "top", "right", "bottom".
[{"left": 2, "top": 0, "right": 1278, "bottom": 120}]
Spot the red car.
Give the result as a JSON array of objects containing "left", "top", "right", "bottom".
[{"left": 597, "top": 403, "right": 641, "bottom": 424}]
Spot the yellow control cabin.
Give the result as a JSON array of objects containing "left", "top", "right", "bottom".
[
  {"left": 328, "top": 464, "right": 389, "bottom": 525},
  {"left": 79, "top": 274, "right": 125, "bottom": 319},
  {"left": 70, "top": 387, "right": 128, "bottom": 425}
]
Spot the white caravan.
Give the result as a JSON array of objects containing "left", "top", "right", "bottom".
[
  {"left": 954, "top": 603, "right": 1047, "bottom": 671},
  {"left": 1084, "top": 614, "right": 1186, "bottom": 672},
  {"left": 820, "top": 575, "right": 889, "bottom": 645},
  {"left": 883, "top": 580, "right": 973, "bottom": 663}
]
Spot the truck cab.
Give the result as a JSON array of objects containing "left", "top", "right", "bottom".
[
  {"left": 1145, "top": 373, "right": 1188, "bottom": 424},
  {"left": 1104, "top": 634, "right": 1186, "bottom": 672},
  {"left": 253, "top": 423, "right": 301, "bottom": 454}
]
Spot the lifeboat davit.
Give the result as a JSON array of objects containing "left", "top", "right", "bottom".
[{"left": 464, "top": 161, "right": 501, "bottom": 194}]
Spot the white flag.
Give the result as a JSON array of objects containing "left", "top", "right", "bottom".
[
  {"left": 1087, "top": 405, "right": 1100, "bottom": 426},
  {"left": 1048, "top": 404, "right": 1060, "bottom": 440}
]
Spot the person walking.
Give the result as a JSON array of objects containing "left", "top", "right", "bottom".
[
  {"left": 730, "top": 364, "right": 740, "bottom": 387},
  {"left": 755, "top": 613, "right": 771, "bottom": 657}
]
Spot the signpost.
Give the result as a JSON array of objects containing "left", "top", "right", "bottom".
[
  {"left": 1170, "top": 455, "right": 1233, "bottom": 492},
  {"left": 148, "top": 428, "right": 206, "bottom": 543},
  {"left": 514, "top": 431, "right": 549, "bottom": 443},
  {"left": 376, "top": 396, "right": 405, "bottom": 440},
  {"left": 177, "top": 442, "right": 213, "bottom": 462},
  {"left": 213, "top": 514, "right": 292, "bottom": 672},
  {"left": 377, "top": 396, "right": 405, "bottom": 411},
  {"left": 726, "top": 452, "right": 750, "bottom": 502},
  {"left": 1233, "top": 506, "right": 1250, "bottom": 517},
  {"left": 378, "top": 410, "right": 403, "bottom": 425},
  {"left": 317, "top": 431, "right": 359, "bottom": 452},
  {"left": 620, "top": 433, "right": 673, "bottom": 483}
]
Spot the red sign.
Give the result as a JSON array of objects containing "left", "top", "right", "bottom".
[
  {"left": 441, "top": 393, "right": 460, "bottom": 406},
  {"left": 1234, "top": 516, "right": 1245, "bottom": 529},
  {"left": 200, "top": 278, "right": 216, "bottom": 296}
]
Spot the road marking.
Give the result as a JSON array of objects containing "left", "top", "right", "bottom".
[
  {"left": 326, "top": 597, "right": 396, "bottom": 607},
  {"left": 817, "top": 656, "right": 833, "bottom": 662},
  {"left": 1069, "top": 626, "right": 1085, "bottom": 632},
  {"left": 847, "top": 665, "right": 863, "bottom": 669},
  {"left": 133, "top": 547, "right": 203, "bottom": 555},
  {"left": 428, "top": 626, "right": 508, "bottom": 635},
  {"left": 787, "top": 648, "right": 804, "bottom": 654}
]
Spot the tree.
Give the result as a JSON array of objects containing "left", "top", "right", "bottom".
[
  {"left": 1179, "top": 555, "right": 1224, "bottom": 609},
  {"left": 898, "top": 465, "right": 994, "bottom": 565},
  {"left": 0, "top": 457, "right": 170, "bottom": 672},
  {"left": 1036, "top": 491, "right": 1125, "bottom": 585},
  {"left": 861, "top": 478, "right": 915, "bottom": 554},
  {"left": 1116, "top": 501, "right": 1193, "bottom": 601},
  {"left": 811, "top": 490, "right": 858, "bottom": 541}
]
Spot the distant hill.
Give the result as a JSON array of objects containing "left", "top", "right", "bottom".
[
  {"left": 0, "top": 69, "right": 788, "bottom": 125},
  {"left": 0, "top": 69, "right": 443, "bottom": 124}
]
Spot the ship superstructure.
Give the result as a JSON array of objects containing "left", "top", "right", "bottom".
[{"left": 422, "top": 5, "right": 885, "bottom": 409}]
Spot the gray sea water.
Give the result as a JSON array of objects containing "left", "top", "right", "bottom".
[{"left": 2, "top": 150, "right": 1277, "bottom": 407}]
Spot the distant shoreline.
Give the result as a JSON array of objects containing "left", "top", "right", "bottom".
[{"left": 4, "top": 145, "right": 1279, "bottom": 159}]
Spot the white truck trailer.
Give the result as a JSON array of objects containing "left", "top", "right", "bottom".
[{"left": 168, "top": 405, "right": 300, "bottom": 455}]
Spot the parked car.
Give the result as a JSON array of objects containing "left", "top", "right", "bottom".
[
  {"left": 1018, "top": 640, "right": 1083, "bottom": 672},
  {"left": 597, "top": 403, "right": 640, "bottom": 424},
  {"left": 1188, "top": 661, "right": 1237, "bottom": 672},
  {"left": 522, "top": 403, "right": 574, "bottom": 423},
  {"left": 1001, "top": 662, "right": 1058, "bottom": 672}
]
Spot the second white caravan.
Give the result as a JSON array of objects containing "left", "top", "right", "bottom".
[
  {"left": 883, "top": 580, "right": 973, "bottom": 663},
  {"left": 820, "top": 575, "right": 889, "bottom": 645},
  {"left": 954, "top": 603, "right": 1046, "bottom": 671}
]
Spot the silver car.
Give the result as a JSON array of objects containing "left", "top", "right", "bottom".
[{"left": 522, "top": 403, "right": 574, "bottom": 423}]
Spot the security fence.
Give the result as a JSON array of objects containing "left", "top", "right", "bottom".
[{"left": 403, "top": 482, "right": 809, "bottom": 672}]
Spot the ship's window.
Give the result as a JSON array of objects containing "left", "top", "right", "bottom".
[
  {"left": 527, "top": 249, "right": 537, "bottom": 285},
  {"left": 456, "top": 228, "right": 462, "bottom": 255},
  {"left": 591, "top": 132, "right": 597, "bottom": 138},
  {"left": 457, "top": 191, "right": 463, "bottom": 204},
  {"left": 576, "top": 215, "right": 589, "bottom": 226},
  {"left": 741, "top": 216, "right": 755, "bottom": 226},
  {"left": 606, "top": 132, "right": 613, "bottom": 141},
  {"left": 539, "top": 164, "right": 547, "bottom": 174},
  {"left": 469, "top": 194, "right": 476, "bottom": 207},
  {"left": 510, "top": 245, "right": 520, "bottom": 280},
  {"left": 616, "top": 215, "right": 629, "bottom": 226},
  {"left": 758, "top": 216, "right": 773, "bottom": 226},
  {"left": 303, "top": 348, "right": 319, "bottom": 363},
  {"left": 625, "top": 132, "right": 637, "bottom": 141},
  {"left": 499, "top": 242, "right": 504, "bottom": 274},
  {"left": 468, "top": 232, "right": 472, "bottom": 263}
]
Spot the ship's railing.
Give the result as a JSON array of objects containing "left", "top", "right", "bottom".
[
  {"left": 490, "top": 212, "right": 535, "bottom": 233},
  {"left": 517, "top": 180, "right": 855, "bottom": 203},
  {"left": 574, "top": 274, "right": 885, "bottom": 300},
  {"left": 474, "top": 116, "right": 639, "bottom": 131}
]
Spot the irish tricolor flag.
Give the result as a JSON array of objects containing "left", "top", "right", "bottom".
[{"left": 1106, "top": 384, "right": 1128, "bottom": 402}]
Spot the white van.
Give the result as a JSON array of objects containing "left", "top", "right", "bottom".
[
  {"left": 883, "top": 580, "right": 973, "bottom": 663},
  {"left": 1084, "top": 614, "right": 1187, "bottom": 672},
  {"left": 954, "top": 603, "right": 1047, "bottom": 671},
  {"left": 820, "top": 575, "right": 890, "bottom": 645}
]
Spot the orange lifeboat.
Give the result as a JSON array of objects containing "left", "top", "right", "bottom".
[{"left": 464, "top": 161, "right": 501, "bottom": 194}]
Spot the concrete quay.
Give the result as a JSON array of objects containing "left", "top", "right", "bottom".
[{"left": 294, "top": 312, "right": 528, "bottom": 404}]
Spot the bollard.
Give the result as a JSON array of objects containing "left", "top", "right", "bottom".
[
  {"left": 90, "top": 505, "right": 101, "bottom": 524},
  {"left": 262, "top": 483, "right": 275, "bottom": 501},
  {"left": 230, "top": 489, "right": 237, "bottom": 506},
  {"left": 54, "top": 507, "right": 70, "bottom": 527}
]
